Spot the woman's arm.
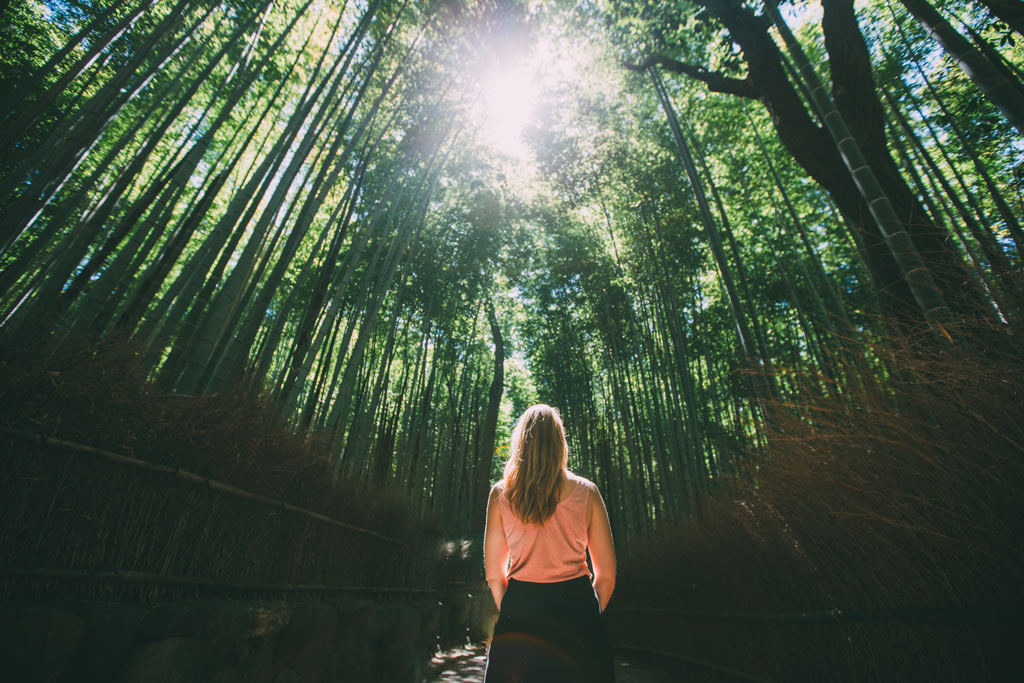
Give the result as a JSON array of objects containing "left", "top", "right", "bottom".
[
  {"left": 484, "top": 483, "right": 510, "bottom": 610},
  {"left": 587, "top": 484, "right": 616, "bottom": 612}
]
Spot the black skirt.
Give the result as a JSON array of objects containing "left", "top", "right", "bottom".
[{"left": 484, "top": 575, "right": 615, "bottom": 683}]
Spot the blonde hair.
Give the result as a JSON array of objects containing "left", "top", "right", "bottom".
[{"left": 503, "top": 404, "right": 569, "bottom": 526}]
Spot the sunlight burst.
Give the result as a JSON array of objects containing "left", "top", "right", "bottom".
[
  {"left": 482, "top": 66, "right": 538, "bottom": 158},
  {"left": 471, "top": 28, "right": 589, "bottom": 165}
]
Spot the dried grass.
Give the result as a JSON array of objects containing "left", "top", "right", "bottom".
[{"left": 615, "top": 323, "right": 1024, "bottom": 681}]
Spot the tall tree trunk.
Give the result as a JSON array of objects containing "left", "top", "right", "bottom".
[{"left": 768, "top": 2, "right": 953, "bottom": 325}]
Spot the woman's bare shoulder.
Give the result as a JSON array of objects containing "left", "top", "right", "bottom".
[{"left": 566, "top": 471, "right": 599, "bottom": 493}]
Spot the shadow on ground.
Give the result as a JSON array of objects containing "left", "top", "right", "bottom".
[{"left": 425, "top": 644, "right": 679, "bottom": 682}]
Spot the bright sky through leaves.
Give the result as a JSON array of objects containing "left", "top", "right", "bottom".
[
  {"left": 482, "top": 65, "right": 537, "bottom": 158},
  {"left": 472, "top": 25, "right": 585, "bottom": 162}
]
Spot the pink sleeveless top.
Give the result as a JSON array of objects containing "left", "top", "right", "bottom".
[{"left": 497, "top": 471, "right": 593, "bottom": 583}]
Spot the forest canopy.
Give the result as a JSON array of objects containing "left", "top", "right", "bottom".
[{"left": 1, "top": 0, "right": 1021, "bottom": 539}]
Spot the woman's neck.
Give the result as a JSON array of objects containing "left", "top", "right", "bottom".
[{"left": 557, "top": 470, "right": 573, "bottom": 501}]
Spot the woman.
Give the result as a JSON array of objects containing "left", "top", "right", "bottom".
[{"left": 483, "top": 404, "right": 616, "bottom": 683}]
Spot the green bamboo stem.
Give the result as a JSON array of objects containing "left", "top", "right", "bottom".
[{"left": 768, "top": 5, "right": 953, "bottom": 327}]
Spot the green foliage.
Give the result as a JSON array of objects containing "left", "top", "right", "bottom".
[{"left": 0, "top": 0, "right": 1020, "bottom": 541}]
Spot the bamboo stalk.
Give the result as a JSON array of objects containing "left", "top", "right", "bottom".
[
  {"left": 0, "top": 426, "right": 401, "bottom": 544},
  {"left": 0, "top": 566, "right": 441, "bottom": 595},
  {"left": 767, "top": 5, "right": 953, "bottom": 327},
  {"left": 607, "top": 605, "right": 1016, "bottom": 623}
]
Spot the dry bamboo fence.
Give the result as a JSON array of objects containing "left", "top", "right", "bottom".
[
  {"left": 1, "top": 427, "right": 401, "bottom": 543},
  {"left": 0, "top": 337, "right": 449, "bottom": 603},
  {"left": 0, "top": 429, "right": 438, "bottom": 602}
]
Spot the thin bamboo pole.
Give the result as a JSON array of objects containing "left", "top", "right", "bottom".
[
  {"left": 0, "top": 567, "right": 444, "bottom": 595},
  {"left": 0, "top": 426, "right": 401, "bottom": 544}
]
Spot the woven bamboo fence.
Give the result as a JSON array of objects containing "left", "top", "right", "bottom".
[{"left": 0, "top": 338, "right": 449, "bottom": 602}]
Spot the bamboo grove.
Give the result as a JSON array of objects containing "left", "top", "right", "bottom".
[{"left": 1, "top": 0, "right": 1021, "bottom": 540}]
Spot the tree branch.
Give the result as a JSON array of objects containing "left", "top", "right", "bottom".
[{"left": 623, "top": 55, "right": 758, "bottom": 99}]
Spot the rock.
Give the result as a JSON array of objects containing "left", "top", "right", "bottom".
[
  {"left": 331, "top": 598, "right": 374, "bottom": 642},
  {"left": 59, "top": 602, "right": 144, "bottom": 683},
  {"left": 0, "top": 605, "right": 84, "bottom": 683},
  {"left": 242, "top": 603, "right": 290, "bottom": 640},
  {"left": 437, "top": 594, "right": 472, "bottom": 650},
  {"left": 376, "top": 640, "right": 422, "bottom": 683},
  {"left": 211, "top": 636, "right": 275, "bottom": 683},
  {"left": 116, "top": 636, "right": 213, "bottom": 683},
  {"left": 0, "top": 596, "right": 448, "bottom": 683},
  {"left": 414, "top": 600, "right": 443, "bottom": 655},
  {"left": 363, "top": 604, "right": 397, "bottom": 641},
  {"left": 273, "top": 602, "right": 338, "bottom": 681},
  {"left": 368, "top": 606, "right": 424, "bottom": 683},
  {"left": 449, "top": 593, "right": 473, "bottom": 626},
  {"left": 468, "top": 592, "right": 498, "bottom": 642},
  {"left": 387, "top": 605, "right": 420, "bottom": 646},
  {"left": 415, "top": 600, "right": 442, "bottom": 637},
  {"left": 138, "top": 600, "right": 288, "bottom": 668},
  {"left": 274, "top": 668, "right": 303, "bottom": 683},
  {"left": 333, "top": 637, "right": 373, "bottom": 683},
  {"left": 136, "top": 603, "right": 195, "bottom": 641}
]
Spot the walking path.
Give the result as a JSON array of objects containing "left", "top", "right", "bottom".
[{"left": 425, "top": 644, "right": 678, "bottom": 682}]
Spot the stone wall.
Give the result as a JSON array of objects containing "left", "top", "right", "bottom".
[{"left": 0, "top": 591, "right": 498, "bottom": 683}]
